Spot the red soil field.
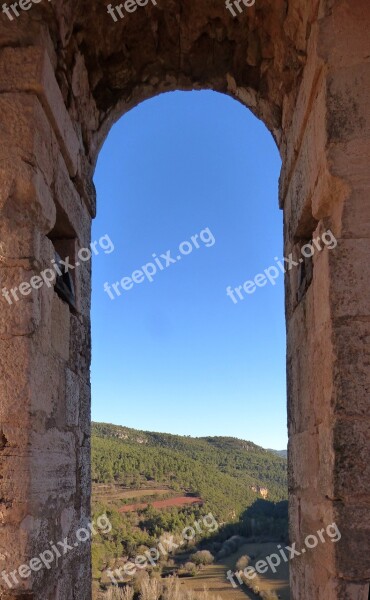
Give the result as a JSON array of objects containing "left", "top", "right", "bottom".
[{"left": 119, "top": 496, "right": 203, "bottom": 513}]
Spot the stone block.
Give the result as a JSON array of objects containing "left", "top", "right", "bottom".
[
  {"left": 281, "top": 75, "right": 327, "bottom": 236},
  {"left": 0, "top": 337, "right": 31, "bottom": 423},
  {"left": 69, "top": 314, "right": 91, "bottom": 377},
  {"left": 30, "top": 352, "right": 62, "bottom": 423},
  {"left": 332, "top": 318, "right": 370, "bottom": 417},
  {"left": 0, "top": 224, "right": 41, "bottom": 261},
  {"left": 287, "top": 248, "right": 334, "bottom": 435},
  {"left": 65, "top": 368, "right": 80, "bottom": 427},
  {"left": 336, "top": 582, "right": 370, "bottom": 600},
  {"left": 289, "top": 427, "right": 334, "bottom": 498},
  {"left": 51, "top": 295, "right": 70, "bottom": 361},
  {"left": 0, "top": 163, "right": 56, "bottom": 235},
  {"left": 327, "top": 63, "right": 370, "bottom": 144},
  {"left": 0, "top": 47, "right": 79, "bottom": 177},
  {"left": 334, "top": 503, "right": 370, "bottom": 580},
  {"left": 76, "top": 258, "right": 92, "bottom": 317},
  {"left": 0, "top": 266, "right": 41, "bottom": 337},
  {"left": 0, "top": 94, "right": 55, "bottom": 186},
  {"left": 79, "top": 381, "right": 91, "bottom": 437},
  {"left": 78, "top": 446, "right": 91, "bottom": 509},
  {"left": 281, "top": 23, "right": 323, "bottom": 189},
  {"left": 328, "top": 138, "right": 370, "bottom": 239},
  {"left": 0, "top": 455, "right": 31, "bottom": 516},
  {"left": 333, "top": 418, "right": 370, "bottom": 500},
  {"left": 290, "top": 548, "right": 337, "bottom": 600},
  {"left": 29, "top": 429, "right": 76, "bottom": 506},
  {"left": 73, "top": 552, "right": 92, "bottom": 600},
  {"left": 319, "top": 1, "right": 370, "bottom": 69},
  {"left": 328, "top": 239, "right": 370, "bottom": 318},
  {"left": 54, "top": 576, "right": 74, "bottom": 600}
]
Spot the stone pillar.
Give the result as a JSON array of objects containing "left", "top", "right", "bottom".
[
  {"left": 322, "top": 2, "right": 370, "bottom": 598},
  {"left": 0, "top": 43, "right": 93, "bottom": 599},
  {"left": 282, "top": 1, "right": 370, "bottom": 598}
]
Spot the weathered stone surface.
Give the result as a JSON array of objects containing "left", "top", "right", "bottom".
[
  {"left": 51, "top": 295, "right": 71, "bottom": 361},
  {"left": 65, "top": 369, "right": 80, "bottom": 427},
  {"left": 0, "top": 1, "right": 368, "bottom": 599},
  {"left": 333, "top": 318, "right": 370, "bottom": 417},
  {"left": 29, "top": 429, "right": 77, "bottom": 505},
  {"left": 0, "top": 47, "right": 80, "bottom": 175},
  {"left": 328, "top": 239, "right": 370, "bottom": 319},
  {"left": 328, "top": 139, "right": 370, "bottom": 239},
  {"left": 334, "top": 418, "right": 370, "bottom": 501},
  {"left": 334, "top": 503, "right": 370, "bottom": 580},
  {"left": 336, "top": 582, "right": 370, "bottom": 600}
]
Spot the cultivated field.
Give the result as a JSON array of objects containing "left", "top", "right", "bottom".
[
  {"left": 119, "top": 496, "right": 203, "bottom": 513},
  {"left": 179, "top": 542, "right": 290, "bottom": 600},
  {"left": 92, "top": 483, "right": 171, "bottom": 503}
]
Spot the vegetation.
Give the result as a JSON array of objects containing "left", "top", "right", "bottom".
[
  {"left": 92, "top": 422, "right": 287, "bottom": 502},
  {"left": 103, "top": 575, "right": 225, "bottom": 600},
  {"left": 190, "top": 550, "right": 214, "bottom": 566},
  {"left": 104, "top": 572, "right": 281, "bottom": 600},
  {"left": 183, "top": 562, "right": 197, "bottom": 576},
  {"left": 91, "top": 422, "right": 288, "bottom": 595},
  {"left": 235, "top": 554, "right": 250, "bottom": 571}
]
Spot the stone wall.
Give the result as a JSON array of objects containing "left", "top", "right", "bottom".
[{"left": 0, "top": 0, "right": 368, "bottom": 598}]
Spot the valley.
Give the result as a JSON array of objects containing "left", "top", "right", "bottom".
[{"left": 91, "top": 422, "right": 289, "bottom": 600}]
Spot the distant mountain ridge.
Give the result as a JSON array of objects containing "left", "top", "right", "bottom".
[
  {"left": 268, "top": 449, "right": 288, "bottom": 459},
  {"left": 93, "top": 422, "right": 281, "bottom": 454}
]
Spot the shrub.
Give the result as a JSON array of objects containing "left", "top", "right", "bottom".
[
  {"left": 139, "top": 577, "right": 162, "bottom": 600},
  {"left": 190, "top": 550, "right": 214, "bottom": 566},
  {"left": 235, "top": 555, "right": 250, "bottom": 571},
  {"left": 184, "top": 562, "right": 197, "bottom": 576},
  {"left": 105, "top": 586, "right": 134, "bottom": 600},
  {"left": 162, "top": 576, "right": 182, "bottom": 600},
  {"left": 132, "top": 570, "right": 150, "bottom": 593},
  {"left": 121, "top": 587, "right": 135, "bottom": 600},
  {"left": 216, "top": 536, "right": 246, "bottom": 559}
]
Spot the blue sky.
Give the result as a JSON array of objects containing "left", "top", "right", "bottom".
[{"left": 91, "top": 90, "right": 287, "bottom": 449}]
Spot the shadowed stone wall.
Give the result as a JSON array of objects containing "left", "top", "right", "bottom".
[{"left": 0, "top": 0, "right": 368, "bottom": 598}]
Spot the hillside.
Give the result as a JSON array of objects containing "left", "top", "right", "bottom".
[
  {"left": 92, "top": 422, "right": 287, "bottom": 520},
  {"left": 268, "top": 449, "right": 288, "bottom": 459},
  {"left": 91, "top": 422, "right": 288, "bottom": 593}
]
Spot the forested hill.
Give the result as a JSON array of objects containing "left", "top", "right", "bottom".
[{"left": 92, "top": 422, "right": 287, "bottom": 520}]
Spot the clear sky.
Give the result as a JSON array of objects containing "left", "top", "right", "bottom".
[{"left": 91, "top": 90, "right": 287, "bottom": 449}]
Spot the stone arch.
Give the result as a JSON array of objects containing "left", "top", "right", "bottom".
[{"left": 0, "top": 1, "right": 369, "bottom": 599}]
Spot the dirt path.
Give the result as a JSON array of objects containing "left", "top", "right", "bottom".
[{"left": 179, "top": 562, "right": 254, "bottom": 600}]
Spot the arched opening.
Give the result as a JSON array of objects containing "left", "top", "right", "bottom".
[
  {"left": 0, "top": 4, "right": 368, "bottom": 599},
  {"left": 90, "top": 90, "right": 288, "bottom": 599}
]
